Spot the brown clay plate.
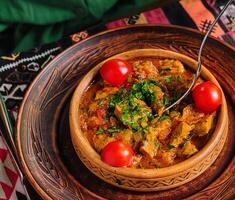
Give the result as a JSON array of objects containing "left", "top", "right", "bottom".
[{"left": 16, "top": 25, "right": 235, "bottom": 200}]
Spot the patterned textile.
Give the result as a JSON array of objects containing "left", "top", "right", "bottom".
[
  {"left": 0, "top": 135, "right": 26, "bottom": 200},
  {"left": 0, "top": 1, "right": 234, "bottom": 199}
]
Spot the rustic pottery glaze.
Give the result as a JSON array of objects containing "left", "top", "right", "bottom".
[
  {"left": 16, "top": 25, "right": 235, "bottom": 200},
  {"left": 70, "top": 49, "right": 228, "bottom": 191}
]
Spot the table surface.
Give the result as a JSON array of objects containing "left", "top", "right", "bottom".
[{"left": 0, "top": 0, "right": 234, "bottom": 199}]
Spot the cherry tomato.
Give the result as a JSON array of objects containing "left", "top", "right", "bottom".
[
  {"left": 100, "top": 59, "right": 132, "bottom": 87},
  {"left": 101, "top": 141, "right": 134, "bottom": 167},
  {"left": 192, "top": 81, "right": 222, "bottom": 113}
]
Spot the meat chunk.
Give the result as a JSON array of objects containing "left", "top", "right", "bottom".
[
  {"left": 159, "top": 59, "right": 185, "bottom": 74},
  {"left": 139, "top": 128, "right": 159, "bottom": 158},
  {"left": 114, "top": 97, "right": 152, "bottom": 131},
  {"left": 95, "top": 87, "right": 119, "bottom": 100},
  {"left": 92, "top": 134, "right": 115, "bottom": 152},
  {"left": 88, "top": 102, "right": 98, "bottom": 113},
  {"left": 114, "top": 129, "right": 133, "bottom": 144},
  {"left": 192, "top": 113, "right": 215, "bottom": 136},
  {"left": 131, "top": 155, "right": 142, "bottom": 168},
  {"left": 149, "top": 85, "right": 165, "bottom": 115},
  {"left": 178, "top": 142, "right": 198, "bottom": 157},
  {"left": 133, "top": 60, "right": 159, "bottom": 79},
  {"left": 170, "top": 111, "right": 181, "bottom": 127},
  {"left": 114, "top": 104, "right": 122, "bottom": 119},
  {"left": 181, "top": 105, "right": 205, "bottom": 125},
  {"left": 170, "top": 122, "right": 194, "bottom": 147},
  {"left": 87, "top": 116, "right": 102, "bottom": 127},
  {"left": 150, "top": 85, "right": 164, "bottom": 100},
  {"left": 155, "top": 149, "right": 176, "bottom": 167},
  {"left": 150, "top": 119, "right": 172, "bottom": 144},
  {"left": 138, "top": 156, "right": 156, "bottom": 169},
  {"left": 132, "top": 132, "right": 143, "bottom": 150}
]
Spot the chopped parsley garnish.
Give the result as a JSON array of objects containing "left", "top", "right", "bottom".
[
  {"left": 117, "top": 96, "right": 153, "bottom": 132},
  {"left": 96, "top": 128, "right": 104, "bottom": 135},
  {"left": 109, "top": 79, "right": 158, "bottom": 111},
  {"left": 159, "top": 68, "right": 171, "bottom": 74},
  {"left": 164, "top": 75, "right": 173, "bottom": 83},
  {"left": 166, "top": 144, "right": 175, "bottom": 149},
  {"left": 142, "top": 127, "right": 149, "bottom": 133},
  {"left": 120, "top": 106, "right": 150, "bottom": 133},
  {"left": 179, "top": 133, "right": 195, "bottom": 148},
  {"left": 106, "top": 126, "right": 123, "bottom": 133},
  {"left": 161, "top": 96, "right": 170, "bottom": 106},
  {"left": 173, "top": 91, "right": 183, "bottom": 101},
  {"left": 155, "top": 140, "right": 160, "bottom": 149},
  {"left": 176, "top": 75, "right": 183, "bottom": 82},
  {"left": 108, "top": 79, "right": 164, "bottom": 132},
  {"left": 98, "top": 99, "right": 105, "bottom": 106},
  {"left": 141, "top": 80, "right": 156, "bottom": 104},
  {"left": 134, "top": 92, "right": 144, "bottom": 100},
  {"left": 96, "top": 126, "right": 123, "bottom": 135},
  {"left": 127, "top": 75, "right": 132, "bottom": 83},
  {"left": 158, "top": 114, "right": 170, "bottom": 122},
  {"left": 109, "top": 88, "right": 127, "bottom": 110},
  {"left": 130, "top": 80, "right": 159, "bottom": 105},
  {"left": 145, "top": 109, "right": 154, "bottom": 120},
  {"left": 163, "top": 75, "right": 183, "bottom": 83},
  {"left": 132, "top": 104, "right": 141, "bottom": 115}
]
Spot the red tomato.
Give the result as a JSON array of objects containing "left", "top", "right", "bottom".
[
  {"left": 192, "top": 81, "right": 222, "bottom": 113},
  {"left": 100, "top": 59, "right": 132, "bottom": 86},
  {"left": 101, "top": 141, "right": 134, "bottom": 167}
]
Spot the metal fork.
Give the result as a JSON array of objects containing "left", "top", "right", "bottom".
[{"left": 163, "top": 0, "right": 233, "bottom": 113}]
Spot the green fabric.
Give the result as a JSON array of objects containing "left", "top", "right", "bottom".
[{"left": 0, "top": 0, "right": 166, "bottom": 55}]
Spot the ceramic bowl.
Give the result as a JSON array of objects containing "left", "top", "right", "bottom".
[{"left": 69, "top": 49, "right": 228, "bottom": 191}]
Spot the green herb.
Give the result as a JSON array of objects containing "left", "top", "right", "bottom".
[
  {"left": 131, "top": 82, "right": 142, "bottom": 92},
  {"left": 166, "top": 144, "right": 175, "bottom": 149},
  {"left": 118, "top": 101, "right": 152, "bottom": 133},
  {"left": 179, "top": 133, "right": 195, "bottom": 148},
  {"left": 145, "top": 109, "right": 154, "bottom": 120},
  {"left": 98, "top": 99, "right": 105, "bottom": 106},
  {"left": 96, "top": 128, "right": 104, "bottom": 135},
  {"left": 155, "top": 140, "right": 160, "bottom": 149},
  {"left": 127, "top": 94, "right": 137, "bottom": 108},
  {"left": 129, "top": 80, "right": 158, "bottom": 105},
  {"left": 108, "top": 88, "right": 127, "bottom": 110},
  {"left": 138, "top": 117, "right": 145, "bottom": 123},
  {"left": 127, "top": 75, "right": 132, "bottom": 83},
  {"left": 109, "top": 80, "right": 158, "bottom": 133},
  {"left": 132, "top": 105, "right": 141, "bottom": 115},
  {"left": 158, "top": 114, "right": 170, "bottom": 122},
  {"left": 161, "top": 96, "right": 170, "bottom": 106},
  {"left": 141, "top": 80, "right": 157, "bottom": 104},
  {"left": 120, "top": 112, "right": 129, "bottom": 126},
  {"left": 131, "top": 123, "right": 142, "bottom": 132},
  {"left": 106, "top": 126, "right": 123, "bottom": 133},
  {"left": 134, "top": 92, "right": 144, "bottom": 100},
  {"left": 142, "top": 127, "right": 149, "bottom": 133},
  {"left": 164, "top": 75, "right": 173, "bottom": 83},
  {"left": 173, "top": 92, "right": 183, "bottom": 101},
  {"left": 130, "top": 122, "right": 148, "bottom": 133},
  {"left": 176, "top": 75, "right": 183, "bottom": 82},
  {"left": 159, "top": 68, "right": 171, "bottom": 74}
]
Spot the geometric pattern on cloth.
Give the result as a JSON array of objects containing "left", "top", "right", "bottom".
[
  {"left": 0, "top": 1, "right": 234, "bottom": 199},
  {"left": 0, "top": 136, "right": 25, "bottom": 200}
]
